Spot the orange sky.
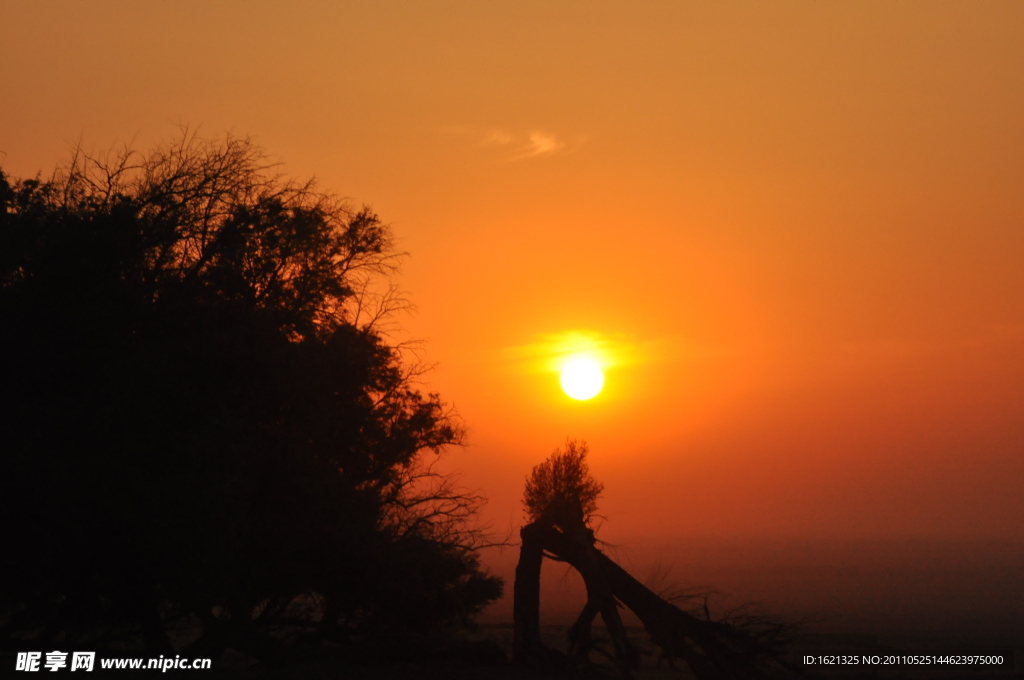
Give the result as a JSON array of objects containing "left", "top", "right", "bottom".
[{"left": 3, "top": 2, "right": 1024, "bottom": 550}]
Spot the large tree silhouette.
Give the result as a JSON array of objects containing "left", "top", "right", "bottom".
[{"left": 0, "top": 135, "right": 500, "bottom": 658}]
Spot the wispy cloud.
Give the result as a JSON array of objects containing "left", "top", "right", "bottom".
[
  {"left": 442, "top": 126, "right": 583, "bottom": 162},
  {"left": 509, "top": 130, "right": 566, "bottom": 160}
]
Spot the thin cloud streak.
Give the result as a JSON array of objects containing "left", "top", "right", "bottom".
[
  {"left": 441, "top": 126, "right": 582, "bottom": 162},
  {"left": 506, "top": 130, "right": 566, "bottom": 160}
]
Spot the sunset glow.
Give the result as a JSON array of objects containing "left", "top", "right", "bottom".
[{"left": 3, "top": 0, "right": 1023, "bottom": 546}]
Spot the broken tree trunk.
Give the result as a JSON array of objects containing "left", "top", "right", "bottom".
[
  {"left": 548, "top": 507, "right": 638, "bottom": 673},
  {"left": 513, "top": 513, "right": 637, "bottom": 673},
  {"left": 538, "top": 524, "right": 786, "bottom": 680},
  {"left": 512, "top": 522, "right": 546, "bottom": 664},
  {"left": 513, "top": 501, "right": 788, "bottom": 678},
  {"left": 595, "top": 551, "right": 760, "bottom": 679},
  {"left": 566, "top": 598, "right": 599, "bottom": 659}
]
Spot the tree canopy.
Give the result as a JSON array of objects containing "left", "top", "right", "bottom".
[
  {"left": 523, "top": 439, "right": 604, "bottom": 524},
  {"left": 0, "top": 135, "right": 500, "bottom": 657}
]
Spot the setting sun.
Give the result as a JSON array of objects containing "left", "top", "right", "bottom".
[{"left": 560, "top": 358, "right": 604, "bottom": 400}]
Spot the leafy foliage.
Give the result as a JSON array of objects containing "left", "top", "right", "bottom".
[
  {"left": 0, "top": 134, "right": 501, "bottom": 655},
  {"left": 523, "top": 439, "right": 604, "bottom": 523}
]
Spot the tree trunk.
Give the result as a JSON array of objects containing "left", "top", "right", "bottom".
[
  {"left": 567, "top": 599, "right": 599, "bottom": 659},
  {"left": 512, "top": 522, "right": 546, "bottom": 664},
  {"left": 515, "top": 509, "right": 785, "bottom": 678},
  {"left": 549, "top": 513, "right": 637, "bottom": 673},
  {"left": 594, "top": 551, "right": 741, "bottom": 679},
  {"left": 537, "top": 524, "right": 747, "bottom": 679}
]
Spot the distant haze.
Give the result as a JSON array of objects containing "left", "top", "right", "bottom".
[{"left": 482, "top": 538, "right": 1024, "bottom": 645}]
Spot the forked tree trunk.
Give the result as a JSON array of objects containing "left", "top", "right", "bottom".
[
  {"left": 566, "top": 598, "right": 599, "bottom": 659},
  {"left": 593, "top": 550, "right": 743, "bottom": 679},
  {"left": 513, "top": 512, "right": 786, "bottom": 678},
  {"left": 547, "top": 527, "right": 783, "bottom": 679},
  {"left": 513, "top": 516, "right": 636, "bottom": 673},
  {"left": 550, "top": 512, "right": 637, "bottom": 673}
]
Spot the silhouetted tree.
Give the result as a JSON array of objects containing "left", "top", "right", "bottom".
[
  {"left": 514, "top": 441, "right": 793, "bottom": 679},
  {"left": 523, "top": 439, "right": 603, "bottom": 523},
  {"left": 0, "top": 134, "right": 501, "bottom": 658}
]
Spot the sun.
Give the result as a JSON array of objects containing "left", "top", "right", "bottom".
[{"left": 560, "top": 358, "right": 604, "bottom": 400}]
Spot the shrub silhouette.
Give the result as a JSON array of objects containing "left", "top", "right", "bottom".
[{"left": 523, "top": 439, "right": 604, "bottom": 523}]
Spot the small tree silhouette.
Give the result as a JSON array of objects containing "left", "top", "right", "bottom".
[
  {"left": 514, "top": 440, "right": 795, "bottom": 678},
  {"left": 523, "top": 439, "right": 604, "bottom": 523}
]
